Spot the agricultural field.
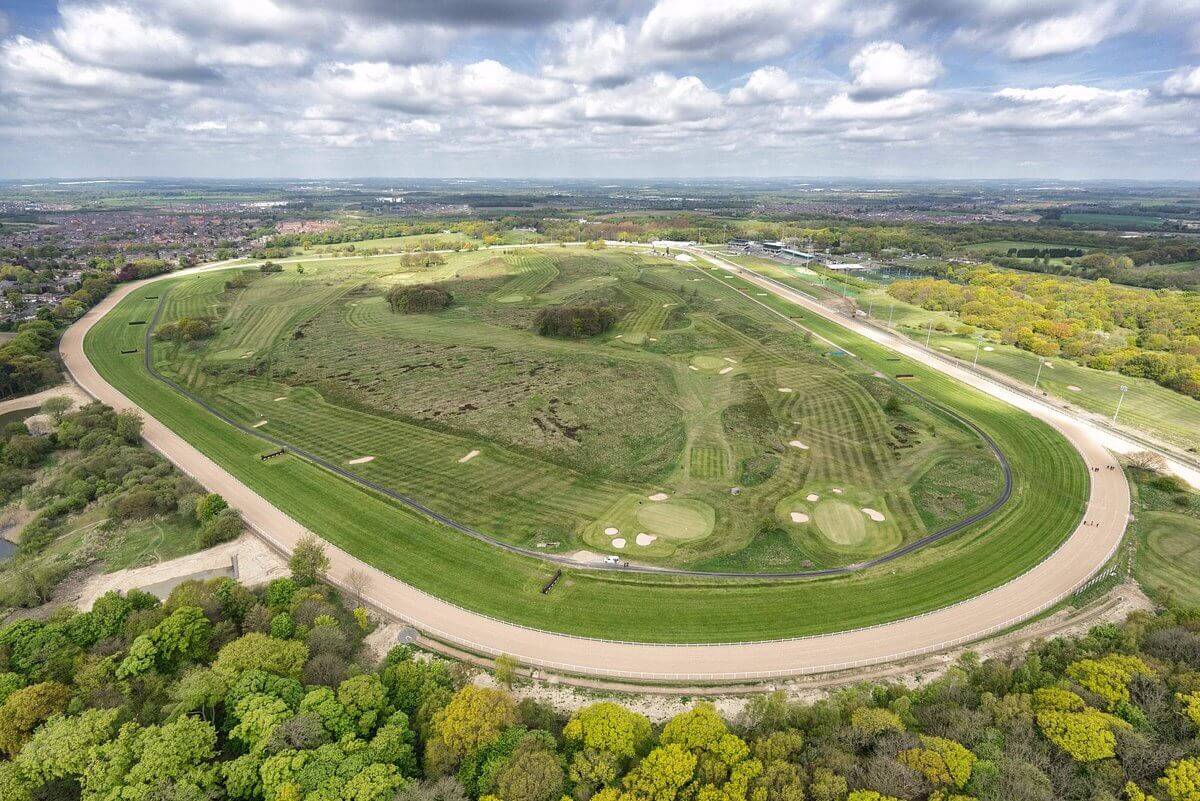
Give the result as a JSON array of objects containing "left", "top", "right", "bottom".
[{"left": 84, "top": 246, "right": 1090, "bottom": 642}]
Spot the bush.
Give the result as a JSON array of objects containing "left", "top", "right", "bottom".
[
  {"left": 387, "top": 284, "right": 452, "bottom": 313},
  {"left": 153, "top": 316, "right": 216, "bottom": 343},
  {"left": 199, "top": 508, "right": 243, "bottom": 548},
  {"left": 533, "top": 303, "right": 618, "bottom": 338}
]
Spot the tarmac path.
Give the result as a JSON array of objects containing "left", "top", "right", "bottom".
[{"left": 59, "top": 251, "right": 1130, "bottom": 681}]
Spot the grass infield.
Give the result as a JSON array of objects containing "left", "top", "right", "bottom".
[{"left": 83, "top": 249, "right": 1089, "bottom": 643}]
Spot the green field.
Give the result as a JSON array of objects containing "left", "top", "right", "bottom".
[
  {"left": 722, "top": 251, "right": 1200, "bottom": 454},
  {"left": 83, "top": 247, "right": 1091, "bottom": 642},
  {"left": 1129, "top": 470, "right": 1200, "bottom": 607},
  {"left": 1059, "top": 212, "right": 1165, "bottom": 229}
]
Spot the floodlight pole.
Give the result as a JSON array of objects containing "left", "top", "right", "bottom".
[
  {"left": 924, "top": 320, "right": 933, "bottom": 348},
  {"left": 972, "top": 341, "right": 981, "bottom": 368},
  {"left": 1033, "top": 358, "right": 1046, "bottom": 390},
  {"left": 888, "top": 304, "right": 895, "bottom": 327},
  {"left": 1112, "top": 385, "right": 1129, "bottom": 425}
]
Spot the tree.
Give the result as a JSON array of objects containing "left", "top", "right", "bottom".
[
  {"left": 290, "top": 534, "right": 331, "bottom": 585},
  {"left": 81, "top": 716, "right": 220, "bottom": 801},
  {"left": 12, "top": 709, "right": 119, "bottom": 785},
  {"left": 213, "top": 633, "right": 309, "bottom": 680},
  {"left": 1158, "top": 758, "right": 1200, "bottom": 801},
  {"left": 1126, "top": 451, "right": 1167, "bottom": 472},
  {"left": 851, "top": 706, "right": 904, "bottom": 735},
  {"left": 564, "top": 703, "right": 652, "bottom": 761},
  {"left": 194, "top": 492, "right": 228, "bottom": 523},
  {"left": 346, "top": 568, "right": 371, "bottom": 605},
  {"left": 1066, "top": 654, "right": 1152, "bottom": 710},
  {"left": 39, "top": 396, "right": 71, "bottom": 423},
  {"left": 430, "top": 686, "right": 519, "bottom": 766},
  {"left": 493, "top": 739, "right": 565, "bottom": 801},
  {"left": 898, "top": 736, "right": 976, "bottom": 789},
  {"left": 618, "top": 743, "right": 697, "bottom": 801},
  {"left": 494, "top": 654, "right": 518, "bottom": 690},
  {"left": 0, "top": 682, "right": 72, "bottom": 757},
  {"left": 116, "top": 605, "right": 212, "bottom": 679}
]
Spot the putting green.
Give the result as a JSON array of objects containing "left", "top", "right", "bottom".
[
  {"left": 635, "top": 500, "right": 715, "bottom": 542},
  {"left": 812, "top": 501, "right": 867, "bottom": 545},
  {"left": 690, "top": 355, "right": 728, "bottom": 370}
]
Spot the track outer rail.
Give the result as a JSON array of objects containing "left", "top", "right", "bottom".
[{"left": 63, "top": 249, "right": 1124, "bottom": 682}]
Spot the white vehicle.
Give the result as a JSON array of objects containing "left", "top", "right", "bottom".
[{"left": 604, "top": 555, "right": 621, "bottom": 565}]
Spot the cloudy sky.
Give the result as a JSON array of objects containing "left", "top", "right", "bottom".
[{"left": 2, "top": 0, "right": 1200, "bottom": 179}]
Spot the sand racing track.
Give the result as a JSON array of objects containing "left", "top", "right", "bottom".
[{"left": 60, "top": 250, "right": 1130, "bottom": 682}]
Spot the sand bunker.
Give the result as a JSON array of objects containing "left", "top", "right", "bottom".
[
  {"left": 615, "top": 334, "right": 623, "bottom": 339},
  {"left": 790, "top": 512, "right": 810, "bottom": 523},
  {"left": 778, "top": 387, "right": 794, "bottom": 393},
  {"left": 1045, "top": 362, "right": 1054, "bottom": 369},
  {"left": 635, "top": 533, "right": 657, "bottom": 546},
  {"left": 719, "top": 366, "right": 733, "bottom": 375},
  {"left": 675, "top": 254, "right": 694, "bottom": 262},
  {"left": 458, "top": 449, "right": 480, "bottom": 463},
  {"left": 348, "top": 456, "right": 375, "bottom": 465},
  {"left": 723, "top": 357, "right": 738, "bottom": 363},
  {"left": 612, "top": 538, "right": 626, "bottom": 548},
  {"left": 788, "top": 440, "right": 809, "bottom": 449},
  {"left": 252, "top": 420, "right": 268, "bottom": 428},
  {"left": 939, "top": 346, "right": 950, "bottom": 351},
  {"left": 604, "top": 527, "right": 619, "bottom": 536},
  {"left": 688, "top": 365, "right": 699, "bottom": 371},
  {"left": 648, "top": 493, "right": 670, "bottom": 501},
  {"left": 983, "top": 346, "right": 995, "bottom": 351},
  {"left": 274, "top": 397, "right": 287, "bottom": 401},
  {"left": 832, "top": 487, "right": 844, "bottom": 494},
  {"left": 1068, "top": 385, "right": 1082, "bottom": 392},
  {"left": 806, "top": 493, "right": 820, "bottom": 502},
  {"left": 861, "top": 508, "right": 886, "bottom": 522}
]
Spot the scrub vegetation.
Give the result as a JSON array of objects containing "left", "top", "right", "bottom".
[{"left": 1, "top": 563, "right": 1199, "bottom": 801}]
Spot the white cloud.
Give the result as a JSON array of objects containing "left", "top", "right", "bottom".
[
  {"left": 637, "top": 0, "right": 842, "bottom": 63},
  {"left": 964, "top": 84, "right": 1155, "bottom": 131},
  {"left": 1164, "top": 65, "right": 1200, "bottom": 97},
  {"left": 1001, "top": 3, "right": 1120, "bottom": 60},
  {"left": 581, "top": 73, "right": 723, "bottom": 126},
  {"left": 315, "top": 60, "right": 569, "bottom": 114},
  {"left": 728, "top": 67, "right": 802, "bottom": 105},
  {"left": 848, "top": 41, "right": 942, "bottom": 100},
  {"left": 55, "top": 3, "right": 212, "bottom": 80},
  {"left": 545, "top": 19, "right": 634, "bottom": 85},
  {"left": 815, "top": 89, "right": 941, "bottom": 122}
]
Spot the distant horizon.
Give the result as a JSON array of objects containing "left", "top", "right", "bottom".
[{"left": 6, "top": 176, "right": 1200, "bottom": 187}]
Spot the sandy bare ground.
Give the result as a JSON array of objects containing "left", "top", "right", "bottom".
[
  {"left": 74, "top": 534, "right": 287, "bottom": 610},
  {"left": 59, "top": 253, "right": 1130, "bottom": 682},
  {"left": 0, "top": 379, "right": 89, "bottom": 416}
]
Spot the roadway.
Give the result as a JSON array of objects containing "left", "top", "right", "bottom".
[{"left": 58, "top": 249, "right": 1130, "bottom": 681}]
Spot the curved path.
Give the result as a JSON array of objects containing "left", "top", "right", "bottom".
[{"left": 60, "top": 253, "right": 1129, "bottom": 682}]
